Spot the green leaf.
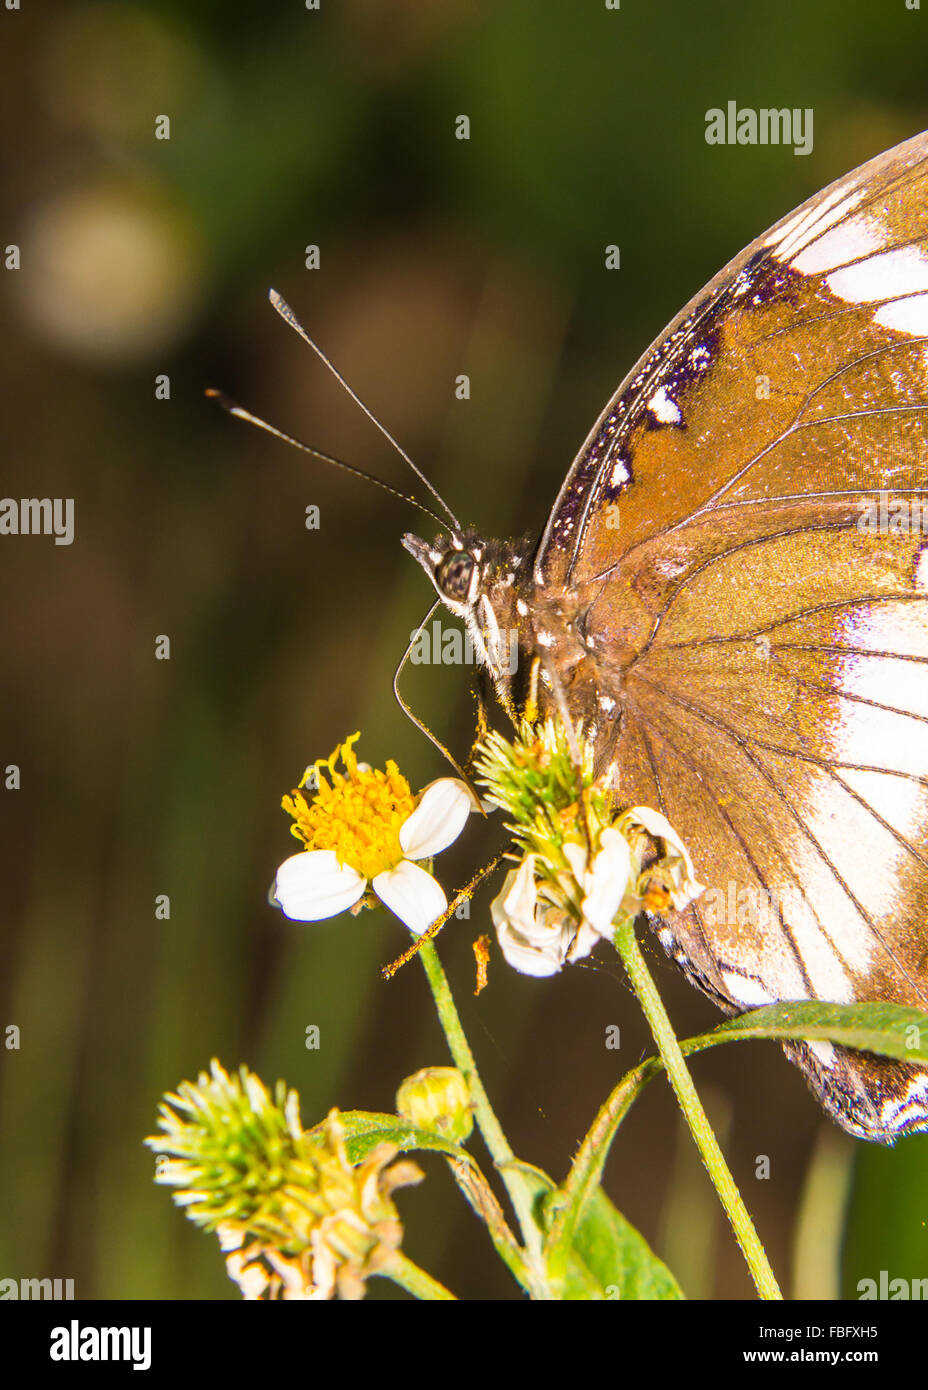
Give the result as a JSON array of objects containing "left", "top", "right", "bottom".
[
  {"left": 543, "top": 1000, "right": 926, "bottom": 1300},
  {"left": 327, "top": 1112, "right": 540, "bottom": 1296},
  {"left": 561, "top": 1189, "right": 683, "bottom": 1300},
  {"left": 681, "top": 1002, "right": 928, "bottom": 1064},
  {"left": 498, "top": 1157, "right": 556, "bottom": 1204},
  {"left": 307, "top": 1110, "right": 465, "bottom": 1164}
]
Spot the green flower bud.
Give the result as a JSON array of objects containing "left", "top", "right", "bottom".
[{"left": 396, "top": 1066, "right": 474, "bottom": 1143}]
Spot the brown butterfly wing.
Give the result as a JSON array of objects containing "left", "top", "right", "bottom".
[{"left": 536, "top": 131, "right": 928, "bottom": 1140}]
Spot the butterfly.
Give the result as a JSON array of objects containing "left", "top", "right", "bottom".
[{"left": 402, "top": 131, "right": 928, "bottom": 1143}]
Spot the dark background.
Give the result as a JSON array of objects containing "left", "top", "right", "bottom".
[{"left": 0, "top": 0, "right": 926, "bottom": 1302}]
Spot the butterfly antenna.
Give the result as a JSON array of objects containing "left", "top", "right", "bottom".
[
  {"left": 268, "top": 289, "right": 462, "bottom": 532},
  {"left": 205, "top": 389, "right": 449, "bottom": 529},
  {"left": 393, "top": 601, "right": 486, "bottom": 809}
]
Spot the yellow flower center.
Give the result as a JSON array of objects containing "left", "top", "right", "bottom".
[{"left": 282, "top": 733, "right": 416, "bottom": 881}]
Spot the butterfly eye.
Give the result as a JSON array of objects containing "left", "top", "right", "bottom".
[{"left": 436, "top": 550, "right": 476, "bottom": 601}]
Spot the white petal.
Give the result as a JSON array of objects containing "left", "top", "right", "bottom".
[
  {"left": 372, "top": 859, "right": 447, "bottom": 936},
  {"left": 669, "top": 872, "right": 706, "bottom": 912},
  {"left": 625, "top": 806, "right": 698, "bottom": 878},
  {"left": 490, "top": 858, "right": 538, "bottom": 938},
  {"left": 491, "top": 865, "right": 574, "bottom": 976},
  {"left": 623, "top": 807, "right": 705, "bottom": 910},
  {"left": 225, "top": 1251, "right": 269, "bottom": 1300},
  {"left": 217, "top": 1224, "right": 244, "bottom": 1253},
  {"left": 495, "top": 918, "right": 567, "bottom": 977},
  {"left": 399, "top": 778, "right": 476, "bottom": 859},
  {"left": 271, "top": 851, "right": 366, "bottom": 921},
  {"left": 566, "top": 920, "right": 600, "bottom": 963},
  {"left": 562, "top": 841, "right": 588, "bottom": 883},
  {"left": 582, "top": 828, "right": 633, "bottom": 938}
]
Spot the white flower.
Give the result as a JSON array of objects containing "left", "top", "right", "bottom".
[
  {"left": 490, "top": 854, "right": 601, "bottom": 977},
  {"left": 273, "top": 775, "right": 475, "bottom": 936},
  {"left": 564, "top": 827, "right": 635, "bottom": 938},
  {"left": 491, "top": 824, "right": 639, "bottom": 976},
  {"left": 474, "top": 714, "right": 703, "bottom": 977}
]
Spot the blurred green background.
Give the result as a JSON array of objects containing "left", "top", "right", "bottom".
[{"left": 0, "top": 0, "right": 926, "bottom": 1301}]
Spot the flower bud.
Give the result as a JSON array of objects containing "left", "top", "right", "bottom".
[{"left": 396, "top": 1066, "right": 474, "bottom": 1143}]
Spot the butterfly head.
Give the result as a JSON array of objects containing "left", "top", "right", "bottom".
[
  {"left": 402, "top": 527, "right": 620, "bottom": 758},
  {"left": 402, "top": 531, "right": 484, "bottom": 615},
  {"left": 402, "top": 528, "right": 534, "bottom": 693}
]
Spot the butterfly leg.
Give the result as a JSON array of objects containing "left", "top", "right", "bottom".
[
  {"left": 393, "top": 598, "right": 479, "bottom": 791},
  {"left": 465, "top": 683, "right": 492, "bottom": 774}
]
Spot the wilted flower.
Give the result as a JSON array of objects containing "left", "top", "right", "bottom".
[
  {"left": 476, "top": 718, "right": 703, "bottom": 976},
  {"left": 145, "top": 1059, "right": 423, "bottom": 1300},
  {"left": 271, "top": 732, "right": 475, "bottom": 937},
  {"left": 490, "top": 836, "right": 628, "bottom": 977}
]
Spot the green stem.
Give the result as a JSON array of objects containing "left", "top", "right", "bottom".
[
  {"left": 444, "top": 1154, "right": 531, "bottom": 1289},
  {"left": 612, "top": 919, "right": 782, "bottom": 1301},
  {"left": 418, "top": 941, "right": 550, "bottom": 1295},
  {"left": 419, "top": 942, "right": 510, "bottom": 1166},
  {"left": 380, "top": 1250, "right": 457, "bottom": 1300}
]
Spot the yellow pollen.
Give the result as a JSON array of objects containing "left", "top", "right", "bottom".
[{"left": 282, "top": 733, "right": 416, "bottom": 881}]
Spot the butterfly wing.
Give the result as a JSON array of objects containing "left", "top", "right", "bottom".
[{"left": 535, "top": 131, "right": 928, "bottom": 1140}]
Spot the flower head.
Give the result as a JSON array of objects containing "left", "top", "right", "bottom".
[
  {"left": 271, "top": 733, "right": 475, "bottom": 936},
  {"left": 145, "top": 1060, "right": 423, "bottom": 1300},
  {"left": 476, "top": 717, "right": 703, "bottom": 976}
]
